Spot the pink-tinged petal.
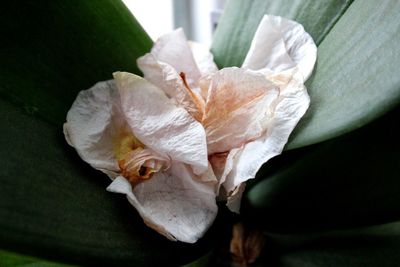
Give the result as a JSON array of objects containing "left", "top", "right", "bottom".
[
  {"left": 63, "top": 80, "right": 123, "bottom": 177},
  {"left": 202, "top": 67, "right": 279, "bottom": 154},
  {"left": 188, "top": 41, "right": 218, "bottom": 76},
  {"left": 209, "top": 148, "right": 241, "bottom": 196},
  {"left": 242, "top": 15, "right": 317, "bottom": 80},
  {"left": 113, "top": 72, "right": 208, "bottom": 175},
  {"left": 137, "top": 53, "right": 176, "bottom": 96},
  {"left": 106, "top": 162, "right": 218, "bottom": 243},
  {"left": 150, "top": 28, "right": 201, "bottom": 88},
  {"left": 222, "top": 70, "right": 310, "bottom": 212},
  {"left": 137, "top": 54, "right": 204, "bottom": 121},
  {"left": 226, "top": 183, "right": 246, "bottom": 214}
]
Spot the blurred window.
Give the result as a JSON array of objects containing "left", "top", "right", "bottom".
[{"left": 123, "top": 0, "right": 225, "bottom": 45}]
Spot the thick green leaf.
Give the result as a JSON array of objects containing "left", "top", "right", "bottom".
[
  {"left": 0, "top": 249, "right": 74, "bottom": 267},
  {"left": 0, "top": 97, "right": 219, "bottom": 266},
  {"left": 288, "top": 0, "right": 400, "bottom": 148},
  {"left": 211, "top": 0, "right": 353, "bottom": 68},
  {"left": 212, "top": 0, "right": 400, "bottom": 149},
  {"left": 181, "top": 253, "right": 212, "bottom": 267},
  {"left": 245, "top": 106, "right": 400, "bottom": 233},
  {"left": 0, "top": 1, "right": 218, "bottom": 266},
  {"left": 1, "top": 1, "right": 152, "bottom": 125},
  {"left": 195, "top": 220, "right": 400, "bottom": 266},
  {"left": 260, "top": 221, "right": 400, "bottom": 266}
]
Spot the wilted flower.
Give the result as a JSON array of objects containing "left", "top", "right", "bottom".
[{"left": 64, "top": 15, "right": 316, "bottom": 243}]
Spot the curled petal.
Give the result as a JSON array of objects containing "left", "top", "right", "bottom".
[
  {"left": 202, "top": 67, "right": 279, "bottom": 154},
  {"left": 137, "top": 53, "right": 180, "bottom": 97},
  {"left": 113, "top": 72, "right": 208, "bottom": 174},
  {"left": 222, "top": 70, "right": 310, "bottom": 212},
  {"left": 242, "top": 15, "right": 317, "bottom": 80},
  {"left": 226, "top": 183, "right": 247, "bottom": 213},
  {"left": 209, "top": 148, "right": 241, "bottom": 197},
  {"left": 63, "top": 80, "right": 123, "bottom": 177},
  {"left": 118, "top": 147, "right": 169, "bottom": 185},
  {"left": 149, "top": 28, "right": 201, "bottom": 88},
  {"left": 107, "top": 162, "right": 218, "bottom": 243}
]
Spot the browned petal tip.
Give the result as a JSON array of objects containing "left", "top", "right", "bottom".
[
  {"left": 118, "top": 159, "right": 155, "bottom": 187},
  {"left": 230, "top": 223, "right": 265, "bottom": 266}
]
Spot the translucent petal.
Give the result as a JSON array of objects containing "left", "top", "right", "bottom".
[
  {"left": 107, "top": 162, "right": 218, "bottom": 243},
  {"left": 137, "top": 54, "right": 204, "bottom": 121},
  {"left": 222, "top": 70, "right": 310, "bottom": 212},
  {"left": 149, "top": 28, "right": 201, "bottom": 88},
  {"left": 226, "top": 183, "right": 246, "bottom": 213},
  {"left": 188, "top": 41, "right": 218, "bottom": 76},
  {"left": 202, "top": 67, "right": 279, "bottom": 154},
  {"left": 63, "top": 80, "right": 123, "bottom": 177},
  {"left": 242, "top": 15, "right": 317, "bottom": 80}
]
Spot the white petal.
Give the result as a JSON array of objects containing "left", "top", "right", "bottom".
[
  {"left": 242, "top": 15, "right": 317, "bottom": 80},
  {"left": 226, "top": 183, "right": 246, "bottom": 214},
  {"left": 137, "top": 54, "right": 204, "bottom": 121},
  {"left": 107, "top": 162, "right": 218, "bottom": 243},
  {"left": 64, "top": 80, "right": 123, "bottom": 178},
  {"left": 137, "top": 53, "right": 178, "bottom": 96},
  {"left": 188, "top": 41, "right": 218, "bottom": 76},
  {"left": 222, "top": 70, "right": 310, "bottom": 212},
  {"left": 149, "top": 28, "right": 201, "bottom": 88},
  {"left": 209, "top": 148, "right": 241, "bottom": 195},
  {"left": 202, "top": 67, "right": 279, "bottom": 154},
  {"left": 113, "top": 72, "right": 208, "bottom": 175}
]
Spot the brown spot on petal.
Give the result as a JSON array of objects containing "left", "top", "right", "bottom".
[
  {"left": 230, "top": 223, "right": 265, "bottom": 266},
  {"left": 118, "top": 155, "right": 156, "bottom": 186},
  {"left": 114, "top": 131, "right": 166, "bottom": 187}
]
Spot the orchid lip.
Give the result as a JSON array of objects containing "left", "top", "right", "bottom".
[{"left": 114, "top": 131, "right": 168, "bottom": 186}]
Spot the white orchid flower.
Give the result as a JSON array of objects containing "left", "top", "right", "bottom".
[{"left": 63, "top": 15, "right": 317, "bottom": 243}]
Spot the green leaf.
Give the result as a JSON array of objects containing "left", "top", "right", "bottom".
[
  {"left": 0, "top": 1, "right": 217, "bottom": 265},
  {"left": 212, "top": 0, "right": 400, "bottom": 149},
  {"left": 259, "top": 221, "right": 400, "bottom": 266},
  {"left": 0, "top": 99, "right": 218, "bottom": 266},
  {"left": 1, "top": 1, "right": 152, "bottom": 125},
  {"left": 245, "top": 106, "right": 400, "bottom": 233},
  {"left": 288, "top": 0, "right": 400, "bottom": 148},
  {"left": 0, "top": 249, "right": 74, "bottom": 267},
  {"left": 193, "top": 221, "right": 400, "bottom": 266},
  {"left": 181, "top": 252, "right": 212, "bottom": 267},
  {"left": 211, "top": 0, "right": 353, "bottom": 68}
]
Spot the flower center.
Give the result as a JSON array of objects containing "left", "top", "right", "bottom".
[{"left": 114, "top": 133, "right": 166, "bottom": 186}]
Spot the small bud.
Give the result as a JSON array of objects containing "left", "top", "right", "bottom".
[{"left": 230, "top": 223, "right": 265, "bottom": 266}]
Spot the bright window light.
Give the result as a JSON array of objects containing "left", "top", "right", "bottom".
[{"left": 122, "top": 0, "right": 174, "bottom": 40}]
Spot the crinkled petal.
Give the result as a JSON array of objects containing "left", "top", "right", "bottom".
[
  {"left": 149, "top": 28, "right": 201, "bottom": 88},
  {"left": 137, "top": 54, "right": 204, "bottom": 120},
  {"left": 209, "top": 148, "right": 240, "bottom": 196},
  {"left": 188, "top": 41, "right": 218, "bottom": 76},
  {"left": 242, "top": 15, "right": 317, "bottom": 80},
  {"left": 113, "top": 71, "right": 208, "bottom": 174},
  {"left": 202, "top": 67, "right": 279, "bottom": 154},
  {"left": 63, "top": 80, "right": 123, "bottom": 177},
  {"left": 226, "top": 183, "right": 246, "bottom": 213},
  {"left": 222, "top": 70, "right": 310, "bottom": 212},
  {"left": 106, "top": 162, "right": 218, "bottom": 243},
  {"left": 137, "top": 53, "right": 179, "bottom": 97}
]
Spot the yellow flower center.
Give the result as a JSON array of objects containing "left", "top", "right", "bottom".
[{"left": 114, "top": 133, "right": 158, "bottom": 186}]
